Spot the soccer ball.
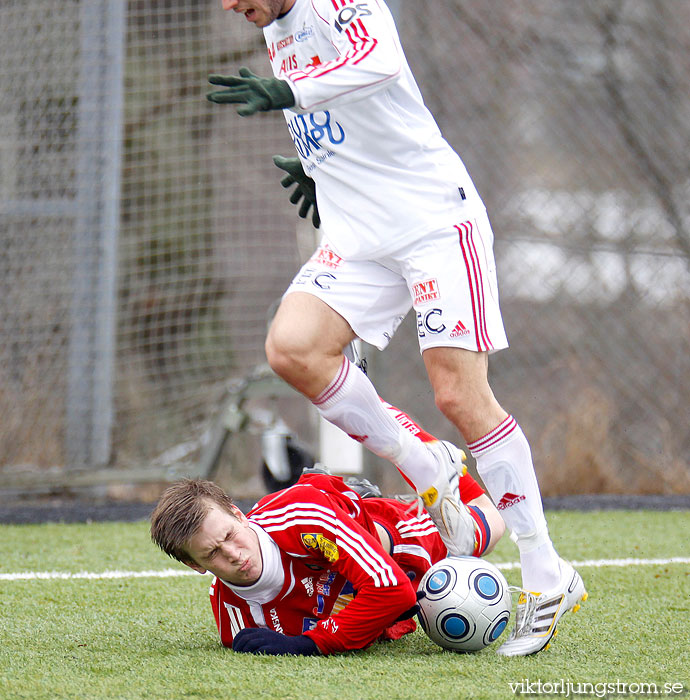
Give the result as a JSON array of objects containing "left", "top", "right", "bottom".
[{"left": 417, "top": 556, "right": 512, "bottom": 652}]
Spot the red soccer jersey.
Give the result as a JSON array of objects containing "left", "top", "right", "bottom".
[{"left": 209, "top": 471, "right": 484, "bottom": 654}]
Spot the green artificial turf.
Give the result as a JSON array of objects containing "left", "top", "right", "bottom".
[{"left": 1, "top": 510, "right": 688, "bottom": 700}]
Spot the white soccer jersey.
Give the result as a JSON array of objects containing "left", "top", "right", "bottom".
[{"left": 264, "top": 0, "right": 483, "bottom": 260}]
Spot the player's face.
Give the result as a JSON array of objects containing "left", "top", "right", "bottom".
[
  {"left": 221, "top": 0, "right": 295, "bottom": 28},
  {"left": 185, "top": 504, "right": 263, "bottom": 585}
]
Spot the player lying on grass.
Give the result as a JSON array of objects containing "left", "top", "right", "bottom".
[{"left": 150, "top": 412, "right": 505, "bottom": 656}]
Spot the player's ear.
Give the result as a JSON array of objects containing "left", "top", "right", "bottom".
[
  {"left": 182, "top": 559, "right": 207, "bottom": 575},
  {"left": 229, "top": 504, "right": 248, "bottom": 524}
]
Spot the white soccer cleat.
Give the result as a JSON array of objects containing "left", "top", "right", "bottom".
[
  {"left": 496, "top": 558, "right": 587, "bottom": 657},
  {"left": 418, "top": 440, "right": 477, "bottom": 557}
]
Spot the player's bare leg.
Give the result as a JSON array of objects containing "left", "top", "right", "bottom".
[
  {"left": 423, "top": 345, "right": 586, "bottom": 655},
  {"left": 422, "top": 347, "right": 507, "bottom": 445},
  {"left": 266, "top": 292, "right": 478, "bottom": 555},
  {"left": 266, "top": 292, "right": 354, "bottom": 397},
  {"left": 266, "top": 292, "right": 454, "bottom": 489}
]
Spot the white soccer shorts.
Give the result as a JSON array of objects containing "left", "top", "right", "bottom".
[{"left": 283, "top": 208, "right": 509, "bottom": 354}]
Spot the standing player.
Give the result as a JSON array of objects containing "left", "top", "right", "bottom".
[{"left": 206, "top": 0, "right": 586, "bottom": 656}]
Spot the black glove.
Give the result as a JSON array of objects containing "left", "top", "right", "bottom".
[
  {"left": 393, "top": 588, "right": 426, "bottom": 623},
  {"left": 273, "top": 155, "right": 320, "bottom": 228},
  {"left": 232, "top": 628, "right": 319, "bottom": 656},
  {"left": 207, "top": 68, "right": 295, "bottom": 116}
]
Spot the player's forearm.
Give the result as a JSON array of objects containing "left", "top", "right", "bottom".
[{"left": 304, "top": 581, "right": 417, "bottom": 654}]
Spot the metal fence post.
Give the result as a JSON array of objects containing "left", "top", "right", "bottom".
[{"left": 66, "top": 0, "right": 125, "bottom": 469}]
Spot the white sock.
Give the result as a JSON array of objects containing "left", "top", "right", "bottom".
[
  {"left": 469, "top": 416, "right": 561, "bottom": 592},
  {"left": 313, "top": 357, "right": 439, "bottom": 491}
]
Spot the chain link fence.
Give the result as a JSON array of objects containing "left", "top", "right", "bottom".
[{"left": 1, "top": 0, "right": 688, "bottom": 499}]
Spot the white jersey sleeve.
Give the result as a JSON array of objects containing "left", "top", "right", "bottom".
[{"left": 281, "top": 0, "right": 403, "bottom": 112}]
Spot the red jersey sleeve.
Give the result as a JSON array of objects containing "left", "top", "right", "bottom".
[
  {"left": 250, "top": 484, "right": 417, "bottom": 654},
  {"left": 209, "top": 576, "right": 254, "bottom": 648}
]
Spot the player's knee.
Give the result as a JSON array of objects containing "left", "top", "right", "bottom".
[
  {"left": 266, "top": 322, "right": 323, "bottom": 382},
  {"left": 433, "top": 380, "right": 503, "bottom": 440},
  {"left": 265, "top": 328, "right": 301, "bottom": 380},
  {"left": 433, "top": 385, "right": 469, "bottom": 426}
]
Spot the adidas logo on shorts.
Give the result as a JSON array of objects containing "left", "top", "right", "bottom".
[{"left": 450, "top": 320, "right": 471, "bottom": 338}]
